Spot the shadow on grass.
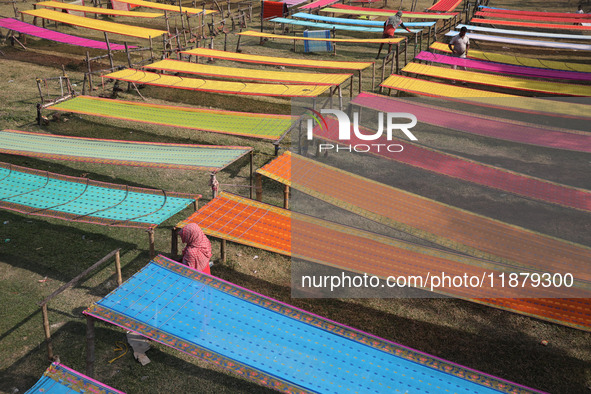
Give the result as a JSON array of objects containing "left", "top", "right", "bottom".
[
  {"left": 0, "top": 211, "right": 137, "bottom": 283},
  {"left": 213, "top": 264, "right": 591, "bottom": 394}
]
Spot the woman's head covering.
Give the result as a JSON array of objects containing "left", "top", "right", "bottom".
[
  {"left": 180, "top": 223, "right": 212, "bottom": 271},
  {"left": 180, "top": 223, "right": 206, "bottom": 246},
  {"left": 396, "top": 10, "right": 403, "bottom": 16}
]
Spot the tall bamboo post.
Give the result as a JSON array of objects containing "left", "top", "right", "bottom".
[
  {"left": 86, "top": 315, "right": 95, "bottom": 378},
  {"left": 104, "top": 32, "right": 114, "bottom": 69},
  {"left": 41, "top": 304, "right": 54, "bottom": 360},
  {"left": 114, "top": 250, "right": 122, "bottom": 286},
  {"left": 148, "top": 228, "right": 155, "bottom": 258},
  {"left": 249, "top": 150, "right": 254, "bottom": 199},
  {"left": 255, "top": 173, "right": 263, "bottom": 201}
]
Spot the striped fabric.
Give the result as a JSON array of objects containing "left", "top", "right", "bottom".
[
  {"left": 471, "top": 18, "right": 591, "bottom": 31},
  {"left": 402, "top": 62, "right": 591, "bottom": 96},
  {"left": 180, "top": 192, "right": 591, "bottom": 331},
  {"left": 110, "top": 0, "right": 216, "bottom": 14},
  {"left": 456, "top": 24, "right": 591, "bottom": 41},
  {"left": 415, "top": 51, "right": 591, "bottom": 81},
  {"left": 104, "top": 68, "right": 332, "bottom": 97},
  {"left": 303, "top": 29, "right": 332, "bottom": 53},
  {"left": 479, "top": 5, "right": 591, "bottom": 19},
  {"left": 48, "top": 96, "right": 293, "bottom": 141},
  {"left": 352, "top": 92, "right": 591, "bottom": 154},
  {"left": 299, "top": 0, "right": 339, "bottom": 10},
  {"left": 0, "top": 129, "right": 251, "bottom": 171},
  {"left": 180, "top": 48, "right": 373, "bottom": 70},
  {"left": 270, "top": 17, "right": 421, "bottom": 33},
  {"left": 0, "top": 162, "right": 197, "bottom": 228},
  {"left": 36, "top": 1, "right": 162, "bottom": 17},
  {"left": 238, "top": 30, "right": 405, "bottom": 44},
  {"left": 84, "top": 255, "right": 548, "bottom": 392},
  {"left": 445, "top": 31, "right": 591, "bottom": 51},
  {"left": 430, "top": 41, "right": 591, "bottom": 72},
  {"left": 25, "top": 363, "right": 124, "bottom": 394},
  {"left": 476, "top": 11, "right": 591, "bottom": 23},
  {"left": 380, "top": 75, "right": 591, "bottom": 118},
  {"left": 293, "top": 12, "right": 436, "bottom": 27},
  {"left": 20, "top": 9, "right": 167, "bottom": 38},
  {"left": 325, "top": 4, "right": 458, "bottom": 18},
  {"left": 428, "top": 0, "right": 462, "bottom": 12},
  {"left": 143, "top": 59, "right": 351, "bottom": 85},
  {"left": 0, "top": 18, "right": 132, "bottom": 50}
]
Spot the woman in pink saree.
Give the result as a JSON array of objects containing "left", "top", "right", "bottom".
[{"left": 179, "top": 223, "right": 212, "bottom": 274}]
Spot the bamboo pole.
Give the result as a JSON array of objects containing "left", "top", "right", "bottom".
[
  {"left": 249, "top": 151, "right": 254, "bottom": 199},
  {"left": 179, "top": 0, "right": 185, "bottom": 30},
  {"left": 164, "top": 10, "right": 170, "bottom": 34},
  {"left": 114, "top": 250, "right": 122, "bottom": 286},
  {"left": 255, "top": 173, "right": 263, "bottom": 201},
  {"left": 104, "top": 32, "right": 114, "bottom": 69},
  {"left": 171, "top": 227, "right": 179, "bottom": 257},
  {"left": 85, "top": 315, "right": 95, "bottom": 378},
  {"left": 149, "top": 36, "right": 154, "bottom": 61},
  {"left": 86, "top": 51, "right": 93, "bottom": 92},
  {"left": 220, "top": 239, "right": 226, "bottom": 263},
  {"left": 41, "top": 304, "right": 54, "bottom": 361},
  {"left": 148, "top": 228, "right": 155, "bottom": 259},
  {"left": 283, "top": 185, "right": 289, "bottom": 209}
]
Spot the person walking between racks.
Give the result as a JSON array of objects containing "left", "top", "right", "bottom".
[
  {"left": 179, "top": 223, "right": 213, "bottom": 275},
  {"left": 376, "top": 10, "right": 412, "bottom": 59},
  {"left": 575, "top": 5, "right": 584, "bottom": 25},
  {"left": 448, "top": 26, "right": 469, "bottom": 84}
]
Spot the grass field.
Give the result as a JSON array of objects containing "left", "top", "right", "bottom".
[{"left": 0, "top": 0, "right": 590, "bottom": 392}]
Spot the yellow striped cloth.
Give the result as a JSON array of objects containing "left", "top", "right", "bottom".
[
  {"left": 21, "top": 9, "right": 167, "bottom": 38},
  {"left": 402, "top": 62, "right": 591, "bottom": 96},
  {"left": 430, "top": 42, "right": 591, "bottom": 73},
  {"left": 239, "top": 30, "right": 405, "bottom": 44},
  {"left": 380, "top": 75, "right": 591, "bottom": 118},
  {"left": 181, "top": 48, "right": 373, "bottom": 71},
  {"left": 144, "top": 59, "right": 352, "bottom": 85},
  {"left": 112, "top": 0, "right": 216, "bottom": 14},
  {"left": 36, "top": 1, "right": 163, "bottom": 18},
  {"left": 104, "top": 69, "right": 332, "bottom": 97}
]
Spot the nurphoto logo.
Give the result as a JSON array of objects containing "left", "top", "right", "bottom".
[{"left": 305, "top": 108, "right": 418, "bottom": 153}]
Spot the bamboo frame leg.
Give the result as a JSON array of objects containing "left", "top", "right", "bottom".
[
  {"left": 220, "top": 239, "right": 227, "bottom": 263},
  {"left": 372, "top": 62, "right": 375, "bottom": 91},
  {"left": 358, "top": 70, "right": 362, "bottom": 95},
  {"left": 104, "top": 32, "right": 114, "bottom": 70},
  {"left": 255, "top": 173, "right": 263, "bottom": 201},
  {"left": 171, "top": 227, "right": 180, "bottom": 257},
  {"left": 148, "top": 228, "right": 155, "bottom": 259},
  {"left": 396, "top": 42, "right": 400, "bottom": 74},
  {"left": 249, "top": 151, "right": 254, "bottom": 199},
  {"left": 236, "top": 35, "right": 242, "bottom": 51},
  {"left": 283, "top": 185, "right": 289, "bottom": 209},
  {"left": 42, "top": 304, "right": 54, "bottom": 361},
  {"left": 86, "top": 315, "right": 95, "bottom": 378},
  {"left": 114, "top": 250, "right": 122, "bottom": 286}
]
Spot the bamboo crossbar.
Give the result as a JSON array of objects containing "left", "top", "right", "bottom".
[{"left": 38, "top": 249, "right": 121, "bottom": 307}]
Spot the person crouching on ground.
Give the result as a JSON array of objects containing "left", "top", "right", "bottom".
[
  {"left": 179, "top": 223, "right": 212, "bottom": 274},
  {"left": 376, "top": 10, "right": 412, "bottom": 59}
]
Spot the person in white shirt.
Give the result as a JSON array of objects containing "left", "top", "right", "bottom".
[
  {"left": 575, "top": 5, "right": 584, "bottom": 25},
  {"left": 448, "top": 26, "right": 469, "bottom": 72}
]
